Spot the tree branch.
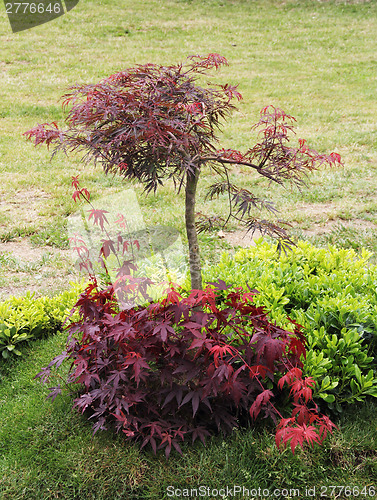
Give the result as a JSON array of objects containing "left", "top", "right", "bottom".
[{"left": 200, "top": 156, "right": 284, "bottom": 185}]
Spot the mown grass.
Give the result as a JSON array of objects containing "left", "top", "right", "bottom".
[
  {"left": 1, "top": 331, "right": 377, "bottom": 500},
  {"left": 1, "top": 0, "right": 377, "bottom": 297},
  {"left": 1, "top": 0, "right": 377, "bottom": 497}
]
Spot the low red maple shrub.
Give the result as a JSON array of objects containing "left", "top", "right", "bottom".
[{"left": 36, "top": 278, "right": 336, "bottom": 457}]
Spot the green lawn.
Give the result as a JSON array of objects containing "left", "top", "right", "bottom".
[
  {"left": 1, "top": 0, "right": 377, "bottom": 497},
  {"left": 1, "top": 0, "right": 377, "bottom": 297},
  {"left": 1, "top": 331, "right": 377, "bottom": 499}
]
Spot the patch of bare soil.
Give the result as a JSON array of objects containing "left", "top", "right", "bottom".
[
  {"left": 223, "top": 229, "right": 264, "bottom": 248},
  {"left": 222, "top": 203, "right": 341, "bottom": 248},
  {"left": 0, "top": 274, "right": 76, "bottom": 301},
  {"left": 0, "top": 187, "right": 51, "bottom": 226},
  {"left": 0, "top": 238, "right": 77, "bottom": 300},
  {"left": 293, "top": 202, "right": 337, "bottom": 219},
  {"left": 222, "top": 218, "right": 377, "bottom": 248},
  {"left": 302, "top": 218, "right": 376, "bottom": 237},
  {"left": 0, "top": 240, "right": 70, "bottom": 261},
  {"left": 0, "top": 188, "right": 76, "bottom": 299}
]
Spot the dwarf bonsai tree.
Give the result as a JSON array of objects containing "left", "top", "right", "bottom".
[{"left": 25, "top": 53, "right": 342, "bottom": 289}]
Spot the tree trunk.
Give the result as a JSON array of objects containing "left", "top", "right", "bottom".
[{"left": 185, "top": 168, "right": 202, "bottom": 290}]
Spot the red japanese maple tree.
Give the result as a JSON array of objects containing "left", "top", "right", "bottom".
[{"left": 25, "top": 53, "right": 342, "bottom": 289}]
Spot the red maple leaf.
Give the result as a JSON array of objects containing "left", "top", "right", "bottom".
[
  {"left": 276, "top": 423, "right": 322, "bottom": 454},
  {"left": 252, "top": 333, "right": 284, "bottom": 372},
  {"left": 209, "top": 344, "right": 234, "bottom": 367},
  {"left": 71, "top": 175, "right": 80, "bottom": 190},
  {"left": 87, "top": 209, "right": 109, "bottom": 231},
  {"left": 278, "top": 368, "right": 303, "bottom": 391},
  {"left": 249, "top": 389, "right": 274, "bottom": 420}
]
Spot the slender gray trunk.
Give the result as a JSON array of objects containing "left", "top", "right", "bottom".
[{"left": 185, "top": 168, "right": 202, "bottom": 290}]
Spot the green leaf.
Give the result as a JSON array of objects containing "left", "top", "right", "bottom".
[
  {"left": 320, "top": 393, "right": 335, "bottom": 403},
  {"left": 3, "top": 328, "right": 11, "bottom": 338},
  {"left": 321, "top": 375, "right": 330, "bottom": 389},
  {"left": 350, "top": 379, "right": 360, "bottom": 395},
  {"left": 366, "top": 370, "right": 374, "bottom": 382},
  {"left": 13, "top": 332, "right": 30, "bottom": 342},
  {"left": 354, "top": 364, "right": 362, "bottom": 384}
]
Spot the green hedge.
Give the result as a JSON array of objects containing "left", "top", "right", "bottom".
[
  {"left": 4, "top": 240, "right": 377, "bottom": 412},
  {"left": 0, "top": 282, "right": 84, "bottom": 359},
  {"left": 204, "top": 240, "right": 377, "bottom": 411}
]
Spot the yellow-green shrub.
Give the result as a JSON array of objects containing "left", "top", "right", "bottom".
[
  {"left": 205, "top": 240, "right": 377, "bottom": 411},
  {"left": 0, "top": 282, "right": 84, "bottom": 359}
]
